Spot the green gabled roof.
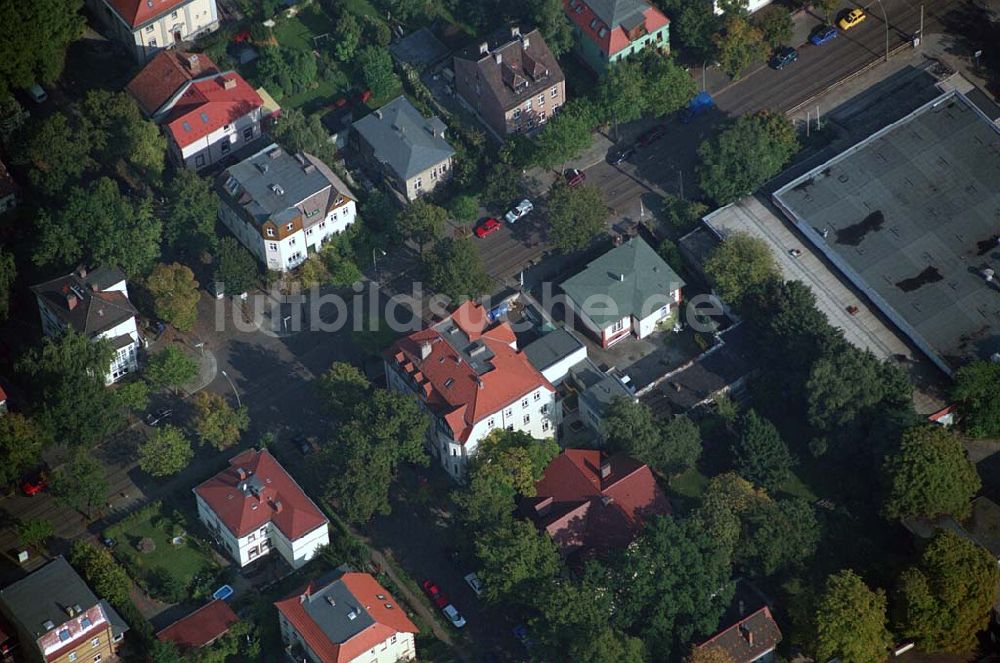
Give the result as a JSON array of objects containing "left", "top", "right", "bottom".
[{"left": 560, "top": 237, "right": 685, "bottom": 330}]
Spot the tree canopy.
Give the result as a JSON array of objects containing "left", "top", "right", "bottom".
[
  {"left": 192, "top": 391, "right": 249, "bottom": 451},
  {"left": 147, "top": 263, "right": 200, "bottom": 332},
  {"left": 163, "top": 168, "right": 219, "bottom": 254},
  {"left": 0, "top": 413, "right": 50, "bottom": 489},
  {"left": 952, "top": 360, "right": 1000, "bottom": 438},
  {"left": 547, "top": 183, "right": 608, "bottom": 253},
  {"left": 51, "top": 450, "right": 108, "bottom": 517},
  {"left": 732, "top": 409, "right": 794, "bottom": 491},
  {"left": 357, "top": 46, "right": 399, "bottom": 100},
  {"left": 425, "top": 237, "right": 492, "bottom": 302},
  {"left": 475, "top": 519, "right": 561, "bottom": 604},
  {"left": 703, "top": 232, "right": 780, "bottom": 308},
  {"left": 531, "top": 99, "right": 597, "bottom": 170},
  {"left": 270, "top": 108, "right": 337, "bottom": 168},
  {"left": 0, "top": 249, "right": 15, "bottom": 323},
  {"left": 398, "top": 199, "right": 447, "bottom": 255},
  {"left": 882, "top": 425, "right": 980, "bottom": 521},
  {"left": 214, "top": 237, "right": 259, "bottom": 296},
  {"left": 145, "top": 346, "right": 199, "bottom": 392},
  {"left": 138, "top": 426, "right": 194, "bottom": 477},
  {"left": 736, "top": 497, "right": 820, "bottom": 577},
  {"left": 0, "top": 0, "right": 84, "bottom": 95},
  {"left": 815, "top": 570, "right": 892, "bottom": 663},
  {"left": 713, "top": 15, "right": 768, "bottom": 78},
  {"left": 316, "top": 361, "right": 371, "bottom": 418}
]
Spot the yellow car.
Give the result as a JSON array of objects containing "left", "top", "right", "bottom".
[{"left": 838, "top": 8, "right": 867, "bottom": 30}]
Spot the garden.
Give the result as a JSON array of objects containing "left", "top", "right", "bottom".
[{"left": 103, "top": 501, "right": 224, "bottom": 604}]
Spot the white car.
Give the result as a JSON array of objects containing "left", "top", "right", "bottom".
[
  {"left": 504, "top": 199, "right": 533, "bottom": 224},
  {"left": 464, "top": 572, "right": 484, "bottom": 598},
  {"left": 442, "top": 604, "right": 466, "bottom": 628},
  {"left": 27, "top": 83, "right": 47, "bottom": 103}
]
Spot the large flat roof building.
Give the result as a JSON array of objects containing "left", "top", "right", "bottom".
[{"left": 773, "top": 90, "right": 1000, "bottom": 376}]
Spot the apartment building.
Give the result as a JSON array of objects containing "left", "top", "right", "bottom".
[
  {"left": 88, "top": 0, "right": 219, "bottom": 63},
  {"left": 564, "top": 0, "right": 670, "bottom": 72}
]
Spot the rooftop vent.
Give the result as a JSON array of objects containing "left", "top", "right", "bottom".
[
  {"left": 255, "top": 162, "right": 268, "bottom": 174},
  {"left": 600, "top": 460, "right": 612, "bottom": 479},
  {"left": 42, "top": 620, "right": 55, "bottom": 632},
  {"left": 522, "top": 36, "right": 530, "bottom": 49},
  {"left": 494, "top": 52, "right": 502, "bottom": 65},
  {"left": 274, "top": 500, "right": 283, "bottom": 513},
  {"left": 186, "top": 53, "right": 200, "bottom": 71},
  {"left": 222, "top": 77, "right": 237, "bottom": 90},
  {"left": 511, "top": 26, "right": 521, "bottom": 38},
  {"left": 268, "top": 147, "right": 282, "bottom": 159},
  {"left": 270, "top": 184, "right": 285, "bottom": 196},
  {"left": 235, "top": 467, "right": 247, "bottom": 481},
  {"left": 419, "top": 341, "right": 433, "bottom": 360},
  {"left": 347, "top": 608, "right": 358, "bottom": 621},
  {"left": 384, "top": 603, "right": 393, "bottom": 609},
  {"left": 326, "top": 596, "right": 336, "bottom": 607},
  {"left": 479, "top": 42, "right": 489, "bottom": 55}
]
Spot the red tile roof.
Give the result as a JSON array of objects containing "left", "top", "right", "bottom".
[
  {"left": 564, "top": 0, "right": 669, "bottom": 57},
  {"left": 523, "top": 449, "right": 671, "bottom": 554},
  {"left": 105, "top": 0, "right": 191, "bottom": 28},
  {"left": 386, "top": 302, "right": 551, "bottom": 443},
  {"left": 0, "top": 384, "right": 6, "bottom": 403},
  {"left": 126, "top": 50, "right": 220, "bottom": 116},
  {"left": 156, "top": 600, "right": 239, "bottom": 650},
  {"left": 274, "top": 572, "right": 418, "bottom": 663},
  {"left": 696, "top": 606, "right": 782, "bottom": 663},
  {"left": 163, "top": 73, "right": 263, "bottom": 149},
  {"left": 193, "top": 449, "right": 327, "bottom": 540}
]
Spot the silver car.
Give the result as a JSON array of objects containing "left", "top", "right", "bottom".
[
  {"left": 504, "top": 199, "right": 533, "bottom": 224},
  {"left": 442, "top": 604, "right": 466, "bottom": 628}
]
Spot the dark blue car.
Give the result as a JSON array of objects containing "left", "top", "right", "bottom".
[{"left": 809, "top": 25, "right": 838, "bottom": 45}]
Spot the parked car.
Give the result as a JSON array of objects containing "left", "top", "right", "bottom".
[
  {"left": 838, "top": 8, "right": 866, "bottom": 30},
  {"left": 145, "top": 408, "right": 173, "bottom": 426},
  {"left": 474, "top": 217, "right": 502, "bottom": 238},
  {"left": 564, "top": 168, "right": 586, "bottom": 187},
  {"left": 464, "top": 572, "right": 484, "bottom": 598},
  {"left": 504, "top": 199, "right": 533, "bottom": 224},
  {"left": 442, "top": 604, "right": 466, "bottom": 628},
  {"left": 809, "top": 25, "right": 839, "bottom": 45},
  {"left": 637, "top": 125, "right": 666, "bottom": 147},
  {"left": 769, "top": 46, "right": 799, "bottom": 70},
  {"left": 607, "top": 145, "right": 635, "bottom": 165},
  {"left": 294, "top": 435, "right": 318, "bottom": 455},
  {"left": 101, "top": 535, "right": 117, "bottom": 548},
  {"left": 27, "top": 84, "right": 47, "bottom": 103},
  {"left": 421, "top": 580, "right": 449, "bottom": 608},
  {"left": 21, "top": 475, "right": 48, "bottom": 496}
]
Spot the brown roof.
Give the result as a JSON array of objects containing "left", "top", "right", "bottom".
[
  {"left": 522, "top": 449, "right": 671, "bottom": 554},
  {"left": 30, "top": 267, "right": 137, "bottom": 337},
  {"left": 193, "top": 448, "right": 328, "bottom": 540},
  {"left": 696, "top": 607, "right": 782, "bottom": 663},
  {"left": 127, "top": 50, "right": 220, "bottom": 117},
  {"left": 454, "top": 26, "right": 565, "bottom": 113},
  {"left": 156, "top": 600, "right": 239, "bottom": 650}
]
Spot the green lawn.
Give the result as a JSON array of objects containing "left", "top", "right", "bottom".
[
  {"left": 342, "top": 0, "right": 382, "bottom": 20},
  {"left": 273, "top": 4, "right": 337, "bottom": 51}
]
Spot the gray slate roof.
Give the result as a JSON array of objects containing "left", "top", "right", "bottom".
[
  {"left": 352, "top": 96, "right": 455, "bottom": 180},
  {"left": 573, "top": 360, "right": 632, "bottom": 418},
  {"left": 586, "top": 0, "right": 650, "bottom": 30},
  {"left": 523, "top": 328, "right": 586, "bottom": 375},
  {"left": 561, "top": 238, "right": 686, "bottom": 330},
  {"left": 300, "top": 571, "right": 375, "bottom": 645},
  {"left": 0, "top": 557, "right": 129, "bottom": 643}
]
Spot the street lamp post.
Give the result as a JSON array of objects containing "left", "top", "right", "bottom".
[
  {"left": 873, "top": 0, "right": 890, "bottom": 63},
  {"left": 372, "top": 248, "right": 387, "bottom": 282},
  {"left": 220, "top": 370, "right": 242, "bottom": 409}
]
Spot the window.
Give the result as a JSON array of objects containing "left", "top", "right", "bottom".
[
  {"left": 224, "top": 123, "right": 231, "bottom": 131},
  {"left": 538, "top": 94, "right": 545, "bottom": 105},
  {"left": 391, "top": 635, "right": 398, "bottom": 644},
  {"left": 611, "top": 319, "right": 625, "bottom": 332},
  {"left": 414, "top": 178, "right": 422, "bottom": 190},
  {"left": 589, "top": 18, "right": 599, "bottom": 29},
  {"left": 550, "top": 87, "right": 558, "bottom": 98},
  {"left": 148, "top": 38, "right": 157, "bottom": 47},
  {"left": 91, "top": 638, "right": 100, "bottom": 648},
  {"left": 286, "top": 222, "right": 294, "bottom": 231},
  {"left": 266, "top": 228, "right": 275, "bottom": 237},
  {"left": 513, "top": 108, "right": 521, "bottom": 120},
  {"left": 523, "top": 414, "right": 530, "bottom": 424},
  {"left": 521, "top": 398, "right": 529, "bottom": 407},
  {"left": 248, "top": 547, "right": 259, "bottom": 559},
  {"left": 306, "top": 228, "right": 313, "bottom": 236},
  {"left": 542, "top": 420, "right": 550, "bottom": 432},
  {"left": 505, "top": 408, "right": 512, "bottom": 417},
  {"left": 171, "top": 10, "right": 178, "bottom": 18},
  {"left": 541, "top": 404, "right": 549, "bottom": 414},
  {"left": 534, "top": 392, "right": 541, "bottom": 401},
  {"left": 269, "top": 243, "right": 277, "bottom": 251},
  {"left": 248, "top": 532, "right": 256, "bottom": 541},
  {"left": 487, "top": 418, "right": 495, "bottom": 428},
  {"left": 220, "top": 140, "right": 230, "bottom": 155},
  {"left": 93, "top": 655, "right": 102, "bottom": 662},
  {"left": 146, "top": 24, "right": 155, "bottom": 32},
  {"left": 243, "top": 126, "right": 254, "bottom": 141},
  {"left": 306, "top": 209, "right": 319, "bottom": 218},
  {"left": 525, "top": 99, "right": 532, "bottom": 110},
  {"left": 289, "top": 238, "right": 297, "bottom": 245},
  {"left": 69, "top": 654, "right": 77, "bottom": 662},
  {"left": 194, "top": 153, "right": 204, "bottom": 167},
  {"left": 451, "top": 449, "right": 456, "bottom": 456}
]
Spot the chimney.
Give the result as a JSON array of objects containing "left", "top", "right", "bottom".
[
  {"left": 522, "top": 36, "right": 530, "bottom": 50},
  {"left": 66, "top": 293, "right": 78, "bottom": 311},
  {"left": 76, "top": 265, "right": 87, "bottom": 279},
  {"left": 186, "top": 53, "right": 200, "bottom": 72},
  {"left": 235, "top": 467, "right": 247, "bottom": 481},
  {"left": 600, "top": 460, "right": 612, "bottom": 480},
  {"left": 511, "top": 26, "right": 521, "bottom": 38},
  {"left": 740, "top": 625, "right": 754, "bottom": 647},
  {"left": 479, "top": 42, "right": 489, "bottom": 55},
  {"left": 274, "top": 500, "right": 283, "bottom": 513},
  {"left": 534, "top": 496, "right": 554, "bottom": 516},
  {"left": 222, "top": 76, "right": 237, "bottom": 90},
  {"left": 65, "top": 605, "right": 76, "bottom": 618},
  {"left": 494, "top": 52, "right": 502, "bottom": 65},
  {"left": 374, "top": 109, "right": 382, "bottom": 119},
  {"left": 419, "top": 341, "right": 432, "bottom": 360},
  {"left": 618, "top": 273, "right": 625, "bottom": 282}
]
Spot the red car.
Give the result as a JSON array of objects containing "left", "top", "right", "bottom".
[
  {"left": 637, "top": 125, "right": 666, "bottom": 147},
  {"left": 422, "top": 580, "right": 450, "bottom": 608},
  {"left": 565, "top": 168, "right": 586, "bottom": 187},
  {"left": 474, "top": 218, "right": 502, "bottom": 238},
  {"left": 21, "top": 476, "right": 48, "bottom": 496}
]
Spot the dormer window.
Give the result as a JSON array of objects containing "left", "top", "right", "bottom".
[
  {"left": 286, "top": 222, "right": 294, "bottom": 231},
  {"left": 266, "top": 228, "right": 275, "bottom": 237},
  {"left": 589, "top": 18, "right": 599, "bottom": 29}
]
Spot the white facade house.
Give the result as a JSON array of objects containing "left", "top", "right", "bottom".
[
  {"left": 30, "top": 267, "right": 141, "bottom": 385},
  {"left": 88, "top": 0, "right": 219, "bottom": 63},
  {"left": 217, "top": 144, "right": 358, "bottom": 272},
  {"left": 275, "top": 570, "right": 418, "bottom": 663},
  {"left": 385, "top": 302, "right": 558, "bottom": 480},
  {"left": 194, "top": 449, "right": 329, "bottom": 570}
]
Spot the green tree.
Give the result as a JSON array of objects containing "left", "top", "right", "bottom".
[
  {"left": 656, "top": 194, "right": 709, "bottom": 237},
  {"left": 214, "top": 237, "right": 259, "bottom": 296},
  {"left": 883, "top": 425, "right": 980, "bottom": 521},
  {"left": 398, "top": 199, "right": 446, "bottom": 255},
  {"left": 11, "top": 112, "right": 91, "bottom": 196},
  {"left": 0, "top": 95, "right": 29, "bottom": 143},
  {"left": 597, "top": 59, "right": 647, "bottom": 131},
  {"left": 270, "top": 108, "right": 337, "bottom": 168},
  {"left": 449, "top": 194, "right": 479, "bottom": 227},
  {"left": 17, "top": 331, "right": 123, "bottom": 446},
  {"left": 51, "top": 451, "right": 108, "bottom": 517},
  {"left": 751, "top": 5, "right": 793, "bottom": 47},
  {"left": 0, "top": 0, "right": 84, "bottom": 95},
  {"left": 34, "top": 177, "right": 161, "bottom": 278},
  {"left": 426, "top": 237, "right": 491, "bottom": 302},
  {"left": 357, "top": 46, "right": 399, "bottom": 100},
  {"left": 732, "top": 409, "right": 794, "bottom": 491},
  {"left": 475, "top": 519, "right": 561, "bottom": 604},
  {"left": 603, "top": 397, "right": 660, "bottom": 461},
  {"left": 894, "top": 531, "right": 1000, "bottom": 652},
  {"left": 531, "top": 99, "right": 596, "bottom": 170},
  {"left": 737, "top": 498, "right": 820, "bottom": 576},
  {"left": 693, "top": 472, "right": 771, "bottom": 554},
  {"left": 703, "top": 231, "right": 780, "bottom": 308},
  {"left": 547, "top": 183, "right": 608, "bottom": 253},
  {"left": 614, "top": 516, "right": 734, "bottom": 661},
  {"left": 0, "top": 414, "right": 49, "bottom": 489},
  {"left": 660, "top": 415, "right": 703, "bottom": 475},
  {"left": 147, "top": 262, "right": 200, "bottom": 331},
  {"left": 149, "top": 640, "right": 183, "bottom": 663},
  {"left": 361, "top": 189, "right": 398, "bottom": 234},
  {"left": 673, "top": 0, "right": 720, "bottom": 60},
  {"left": 641, "top": 50, "right": 698, "bottom": 117},
  {"left": 531, "top": 0, "right": 574, "bottom": 56},
  {"left": 138, "top": 426, "right": 193, "bottom": 477},
  {"left": 333, "top": 13, "right": 361, "bottom": 61},
  {"left": 698, "top": 111, "right": 799, "bottom": 205},
  {"left": 482, "top": 162, "right": 521, "bottom": 211},
  {"left": 316, "top": 361, "right": 371, "bottom": 418},
  {"left": 163, "top": 169, "right": 219, "bottom": 254},
  {"left": 0, "top": 249, "right": 14, "bottom": 322},
  {"left": 16, "top": 517, "right": 54, "bottom": 549},
  {"left": 363, "top": 15, "right": 392, "bottom": 47},
  {"left": 952, "top": 360, "right": 1000, "bottom": 438},
  {"left": 323, "top": 389, "right": 429, "bottom": 523},
  {"left": 813, "top": 0, "right": 838, "bottom": 21},
  {"left": 81, "top": 90, "right": 166, "bottom": 178},
  {"left": 192, "top": 391, "right": 249, "bottom": 451},
  {"left": 69, "top": 540, "right": 131, "bottom": 606},
  {"left": 713, "top": 15, "right": 768, "bottom": 78},
  {"left": 815, "top": 570, "right": 892, "bottom": 663},
  {"left": 145, "top": 346, "right": 199, "bottom": 392},
  {"left": 319, "top": 239, "right": 363, "bottom": 286}
]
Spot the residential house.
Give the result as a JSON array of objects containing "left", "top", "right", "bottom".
[
  {"left": 87, "top": 0, "right": 219, "bottom": 63},
  {"left": 0, "top": 556, "right": 129, "bottom": 663},
  {"left": 127, "top": 50, "right": 263, "bottom": 170},
  {"left": 216, "top": 143, "right": 357, "bottom": 272},
  {"left": 193, "top": 448, "right": 330, "bottom": 569},
  {"left": 564, "top": 0, "right": 670, "bottom": 73},
  {"left": 275, "top": 569, "right": 418, "bottom": 663},
  {"left": 0, "top": 159, "right": 17, "bottom": 214},
  {"left": 694, "top": 582, "right": 782, "bottom": 663},
  {"left": 561, "top": 237, "right": 686, "bottom": 348},
  {"left": 156, "top": 599, "right": 239, "bottom": 653},
  {"left": 30, "top": 267, "right": 141, "bottom": 385},
  {"left": 521, "top": 449, "right": 671, "bottom": 556},
  {"left": 454, "top": 26, "right": 567, "bottom": 138},
  {"left": 350, "top": 96, "right": 455, "bottom": 202},
  {"left": 385, "top": 301, "right": 557, "bottom": 480}
]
